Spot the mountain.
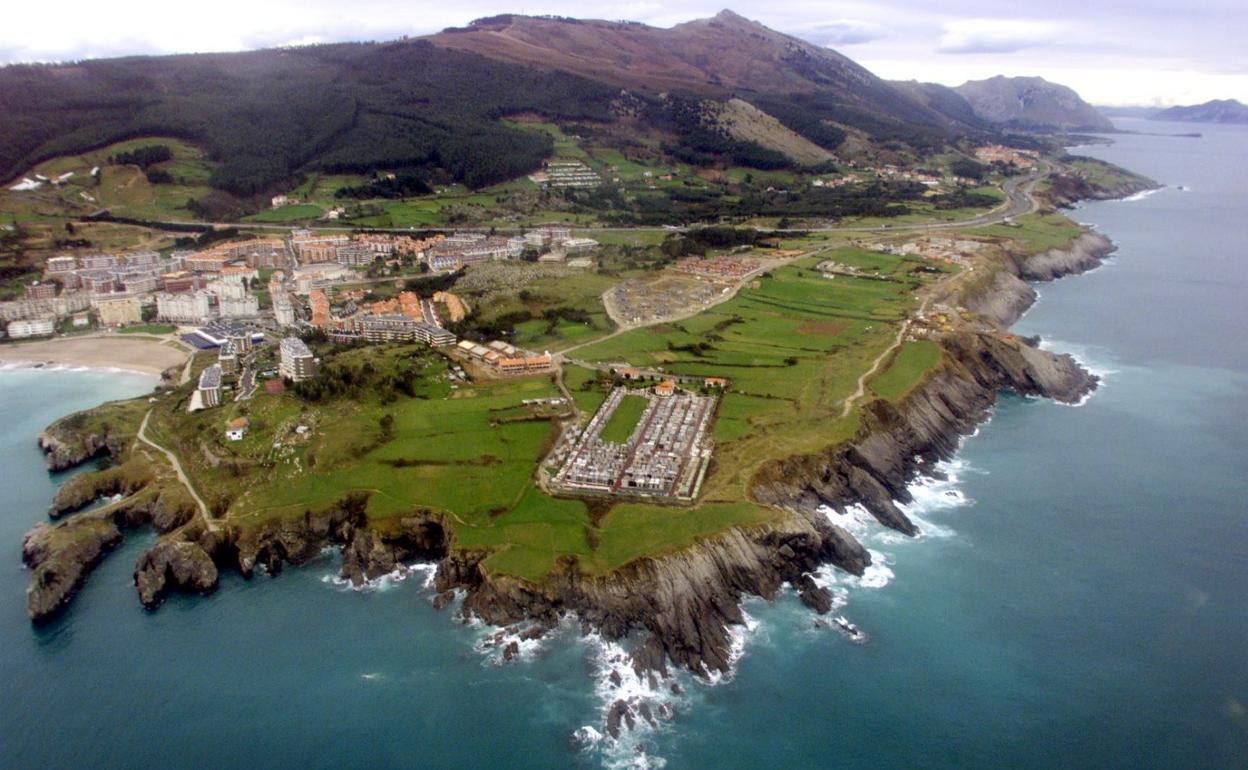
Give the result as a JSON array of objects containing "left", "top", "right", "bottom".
[
  {"left": 436, "top": 12, "right": 938, "bottom": 116},
  {"left": 1152, "top": 99, "right": 1248, "bottom": 124},
  {"left": 433, "top": 12, "right": 979, "bottom": 139},
  {"left": 889, "top": 80, "right": 988, "bottom": 128},
  {"left": 0, "top": 10, "right": 1008, "bottom": 208},
  {"left": 0, "top": 41, "right": 621, "bottom": 198},
  {"left": 954, "top": 76, "right": 1114, "bottom": 132}
]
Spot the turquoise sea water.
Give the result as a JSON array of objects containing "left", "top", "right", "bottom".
[{"left": 2, "top": 119, "right": 1246, "bottom": 768}]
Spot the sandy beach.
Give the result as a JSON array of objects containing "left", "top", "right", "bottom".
[{"left": 0, "top": 335, "right": 190, "bottom": 376}]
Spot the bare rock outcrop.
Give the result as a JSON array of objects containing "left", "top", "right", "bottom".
[
  {"left": 1018, "top": 231, "right": 1115, "bottom": 282},
  {"left": 134, "top": 540, "right": 219, "bottom": 607},
  {"left": 23, "top": 518, "right": 122, "bottom": 622}
]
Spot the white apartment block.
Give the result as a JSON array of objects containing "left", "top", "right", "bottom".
[
  {"left": 6, "top": 318, "right": 55, "bottom": 338},
  {"left": 156, "top": 291, "right": 213, "bottom": 323}
]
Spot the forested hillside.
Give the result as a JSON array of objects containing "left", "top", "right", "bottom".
[
  {"left": 0, "top": 12, "right": 1011, "bottom": 212},
  {"left": 0, "top": 41, "right": 619, "bottom": 197}
]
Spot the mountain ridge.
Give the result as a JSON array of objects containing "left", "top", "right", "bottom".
[
  {"left": 954, "top": 75, "right": 1114, "bottom": 132},
  {"left": 1152, "top": 98, "right": 1248, "bottom": 124}
]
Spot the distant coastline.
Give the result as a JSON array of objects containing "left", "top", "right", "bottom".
[{"left": 0, "top": 336, "right": 187, "bottom": 377}]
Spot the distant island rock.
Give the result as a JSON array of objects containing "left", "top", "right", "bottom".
[
  {"left": 1152, "top": 99, "right": 1248, "bottom": 124},
  {"left": 954, "top": 75, "right": 1115, "bottom": 132}
]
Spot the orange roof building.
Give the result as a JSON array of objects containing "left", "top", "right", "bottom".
[{"left": 309, "top": 289, "right": 331, "bottom": 329}]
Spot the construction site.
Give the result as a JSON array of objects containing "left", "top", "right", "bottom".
[{"left": 550, "top": 386, "right": 717, "bottom": 502}]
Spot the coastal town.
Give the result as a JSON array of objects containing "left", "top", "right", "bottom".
[{"left": 0, "top": 225, "right": 600, "bottom": 343}]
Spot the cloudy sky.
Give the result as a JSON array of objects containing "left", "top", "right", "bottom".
[{"left": 4, "top": 0, "right": 1246, "bottom": 106}]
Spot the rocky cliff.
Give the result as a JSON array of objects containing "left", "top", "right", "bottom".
[
  {"left": 752, "top": 331, "right": 1094, "bottom": 537},
  {"left": 1042, "top": 165, "right": 1157, "bottom": 209},
  {"left": 37, "top": 430, "right": 127, "bottom": 472},
  {"left": 964, "top": 231, "right": 1116, "bottom": 326},
  {"left": 23, "top": 485, "right": 194, "bottom": 622}
]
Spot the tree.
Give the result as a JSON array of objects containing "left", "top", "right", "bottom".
[{"left": 379, "top": 413, "right": 395, "bottom": 442}]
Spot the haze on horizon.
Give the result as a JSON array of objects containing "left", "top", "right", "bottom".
[{"left": 3, "top": 1, "right": 1246, "bottom": 107}]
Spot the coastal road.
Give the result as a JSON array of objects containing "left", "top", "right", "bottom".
[{"left": 137, "top": 410, "right": 217, "bottom": 531}]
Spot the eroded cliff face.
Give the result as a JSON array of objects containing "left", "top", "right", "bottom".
[
  {"left": 753, "top": 331, "right": 1094, "bottom": 536},
  {"left": 1043, "top": 172, "right": 1156, "bottom": 208},
  {"left": 23, "top": 487, "right": 195, "bottom": 622},
  {"left": 963, "top": 231, "right": 1117, "bottom": 327},
  {"left": 441, "top": 512, "right": 869, "bottom": 677}
]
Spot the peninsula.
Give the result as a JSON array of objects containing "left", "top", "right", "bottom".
[{"left": 3, "top": 9, "right": 1157, "bottom": 740}]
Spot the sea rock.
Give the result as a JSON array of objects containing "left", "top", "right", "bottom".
[
  {"left": 22, "top": 517, "right": 123, "bottom": 622},
  {"left": 795, "top": 574, "right": 833, "bottom": 614},
  {"left": 606, "top": 700, "right": 631, "bottom": 739},
  {"left": 47, "top": 463, "right": 153, "bottom": 518},
  {"left": 133, "top": 540, "right": 219, "bottom": 607}
]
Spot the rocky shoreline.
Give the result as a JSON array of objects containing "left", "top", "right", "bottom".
[
  {"left": 964, "top": 230, "right": 1117, "bottom": 326},
  {"left": 21, "top": 207, "right": 1118, "bottom": 727}
]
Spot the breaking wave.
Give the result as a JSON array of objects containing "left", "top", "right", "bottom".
[{"left": 1119, "top": 187, "right": 1163, "bottom": 202}]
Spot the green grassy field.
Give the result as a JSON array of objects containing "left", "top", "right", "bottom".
[
  {"left": 573, "top": 241, "right": 937, "bottom": 510},
  {"left": 869, "top": 340, "right": 942, "bottom": 401},
  {"left": 0, "top": 136, "right": 217, "bottom": 227},
  {"left": 599, "top": 394, "right": 648, "bottom": 443},
  {"left": 461, "top": 263, "right": 617, "bottom": 351},
  {"left": 976, "top": 211, "right": 1085, "bottom": 253},
  {"left": 245, "top": 204, "right": 325, "bottom": 223}
]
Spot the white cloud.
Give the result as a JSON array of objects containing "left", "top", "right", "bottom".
[
  {"left": 802, "top": 19, "right": 890, "bottom": 46},
  {"left": 938, "top": 19, "right": 1061, "bottom": 54},
  {"left": 0, "top": 2, "right": 1243, "bottom": 105}
]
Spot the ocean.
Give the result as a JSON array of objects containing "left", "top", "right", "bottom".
[{"left": 2, "top": 118, "right": 1245, "bottom": 769}]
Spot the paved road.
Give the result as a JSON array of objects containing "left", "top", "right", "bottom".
[{"left": 137, "top": 410, "right": 216, "bottom": 530}]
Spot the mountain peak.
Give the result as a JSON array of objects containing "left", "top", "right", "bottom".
[
  {"left": 714, "top": 9, "right": 746, "bottom": 21},
  {"left": 955, "top": 75, "right": 1113, "bottom": 132}
]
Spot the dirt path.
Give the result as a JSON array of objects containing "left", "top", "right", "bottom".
[
  {"left": 138, "top": 410, "right": 216, "bottom": 531},
  {"left": 561, "top": 247, "right": 830, "bottom": 358},
  {"left": 838, "top": 298, "right": 931, "bottom": 419}
]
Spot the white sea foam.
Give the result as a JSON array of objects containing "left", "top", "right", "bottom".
[
  {"left": 578, "top": 632, "right": 683, "bottom": 770},
  {"left": 471, "top": 616, "right": 565, "bottom": 665},
  {"left": 1119, "top": 187, "right": 1163, "bottom": 202},
  {"left": 0, "top": 359, "right": 156, "bottom": 377},
  {"left": 320, "top": 561, "right": 437, "bottom": 593},
  {"left": 1036, "top": 338, "right": 1118, "bottom": 406},
  {"left": 854, "top": 550, "right": 895, "bottom": 589}
]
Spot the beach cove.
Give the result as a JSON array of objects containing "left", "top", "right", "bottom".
[{"left": 0, "top": 334, "right": 189, "bottom": 376}]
